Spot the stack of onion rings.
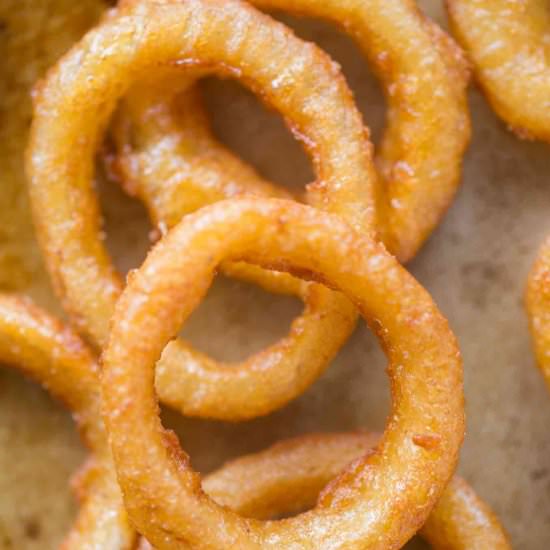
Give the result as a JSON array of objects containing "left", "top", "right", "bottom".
[
  {"left": 0, "top": 294, "right": 135, "bottom": 549},
  {"left": 446, "top": 0, "right": 550, "bottom": 141},
  {"left": 26, "top": 0, "right": 384, "bottom": 421},
  {"left": 0, "top": 0, "right": 521, "bottom": 545},
  {"left": 102, "top": 197, "right": 464, "bottom": 549},
  {"left": 113, "top": 0, "right": 471, "bottom": 263},
  {"left": 526, "top": 237, "right": 550, "bottom": 391},
  {"left": 0, "top": 292, "right": 505, "bottom": 549},
  {"left": 0, "top": 290, "right": 506, "bottom": 549}
]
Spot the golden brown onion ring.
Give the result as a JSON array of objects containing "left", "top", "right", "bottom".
[
  {"left": 446, "top": 0, "right": 550, "bottom": 141},
  {"left": 526, "top": 236, "right": 550, "bottom": 391},
  {"left": 202, "top": 432, "right": 511, "bottom": 549},
  {"left": 0, "top": 294, "right": 135, "bottom": 549},
  {"left": 137, "top": 432, "right": 510, "bottom": 550},
  {"left": 114, "top": 0, "right": 470, "bottom": 263},
  {"left": 102, "top": 197, "right": 464, "bottom": 550},
  {"left": 26, "top": 0, "right": 380, "bottom": 421}
]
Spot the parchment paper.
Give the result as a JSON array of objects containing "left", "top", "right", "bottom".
[{"left": 0, "top": 0, "right": 548, "bottom": 548}]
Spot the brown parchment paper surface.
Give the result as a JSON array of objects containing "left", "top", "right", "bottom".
[{"left": 0, "top": 0, "right": 549, "bottom": 548}]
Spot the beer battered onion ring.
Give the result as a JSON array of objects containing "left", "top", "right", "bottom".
[
  {"left": 102, "top": 198, "right": 464, "bottom": 550},
  {"left": 27, "top": 0, "right": 378, "bottom": 420},
  {"left": 446, "top": 0, "right": 550, "bottom": 141},
  {"left": 0, "top": 294, "right": 135, "bottom": 549},
  {"left": 113, "top": 0, "right": 470, "bottom": 263},
  {"left": 526, "top": 236, "right": 550, "bottom": 391}
]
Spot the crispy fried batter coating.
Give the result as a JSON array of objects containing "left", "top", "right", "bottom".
[
  {"left": 447, "top": 0, "right": 550, "bottom": 141},
  {"left": 102, "top": 198, "right": 464, "bottom": 550},
  {"left": 135, "top": 432, "right": 509, "bottom": 550},
  {"left": 202, "top": 432, "right": 511, "bottom": 550},
  {"left": 526, "top": 236, "right": 550, "bottom": 391}
]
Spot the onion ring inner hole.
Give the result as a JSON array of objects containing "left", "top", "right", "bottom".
[
  {"left": 201, "top": 14, "right": 385, "bottom": 193},
  {"left": 177, "top": 275, "right": 301, "bottom": 362}
]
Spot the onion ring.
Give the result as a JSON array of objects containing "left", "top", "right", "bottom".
[
  {"left": 526, "top": 236, "right": 550, "bottom": 391},
  {"left": 26, "top": 0, "right": 380, "bottom": 420},
  {"left": 102, "top": 197, "right": 464, "bottom": 550},
  {"left": 0, "top": 294, "right": 135, "bottom": 549},
  {"left": 200, "top": 432, "right": 511, "bottom": 550},
  {"left": 113, "top": 0, "right": 470, "bottom": 263},
  {"left": 446, "top": 0, "right": 550, "bottom": 141}
]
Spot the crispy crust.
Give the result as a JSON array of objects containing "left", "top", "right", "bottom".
[
  {"left": 102, "top": 197, "right": 464, "bottom": 550},
  {"left": 446, "top": 0, "right": 550, "bottom": 141},
  {"left": 203, "top": 432, "right": 511, "bottom": 550},
  {"left": 137, "top": 433, "right": 510, "bottom": 549}
]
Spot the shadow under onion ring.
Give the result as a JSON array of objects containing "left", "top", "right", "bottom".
[{"left": 102, "top": 197, "right": 464, "bottom": 550}]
